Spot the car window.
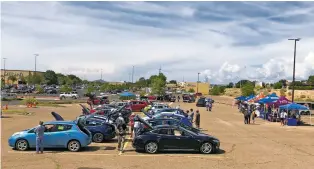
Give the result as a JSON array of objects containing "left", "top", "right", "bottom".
[
  {"left": 151, "top": 129, "right": 159, "bottom": 134},
  {"left": 44, "top": 124, "right": 57, "bottom": 132},
  {"left": 55, "top": 124, "right": 72, "bottom": 131},
  {"left": 158, "top": 129, "right": 171, "bottom": 135},
  {"left": 174, "top": 129, "right": 182, "bottom": 136},
  {"left": 86, "top": 120, "right": 102, "bottom": 126}
]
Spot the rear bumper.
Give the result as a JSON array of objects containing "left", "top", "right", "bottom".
[{"left": 132, "top": 139, "right": 145, "bottom": 150}]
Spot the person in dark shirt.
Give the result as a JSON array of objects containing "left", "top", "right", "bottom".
[{"left": 195, "top": 110, "right": 200, "bottom": 128}]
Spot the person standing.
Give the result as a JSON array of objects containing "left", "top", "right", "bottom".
[
  {"left": 129, "top": 112, "right": 136, "bottom": 138},
  {"left": 177, "top": 95, "right": 180, "bottom": 102},
  {"left": 116, "top": 124, "right": 126, "bottom": 152},
  {"left": 195, "top": 110, "right": 200, "bottom": 128},
  {"left": 280, "top": 110, "right": 285, "bottom": 126},
  {"left": 283, "top": 110, "right": 288, "bottom": 126},
  {"left": 116, "top": 113, "right": 125, "bottom": 127},
  {"left": 251, "top": 110, "right": 256, "bottom": 124},
  {"left": 189, "top": 108, "right": 194, "bottom": 123},
  {"left": 34, "top": 121, "right": 45, "bottom": 154},
  {"left": 205, "top": 101, "right": 210, "bottom": 111},
  {"left": 133, "top": 116, "right": 140, "bottom": 138}
]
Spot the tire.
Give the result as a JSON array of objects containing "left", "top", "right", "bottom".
[
  {"left": 92, "top": 133, "right": 104, "bottom": 143},
  {"left": 67, "top": 140, "right": 81, "bottom": 152},
  {"left": 144, "top": 141, "right": 158, "bottom": 154},
  {"left": 72, "top": 96, "right": 77, "bottom": 99},
  {"left": 15, "top": 139, "right": 29, "bottom": 151},
  {"left": 60, "top": 96, "right": 65, "bottom": 100},
  {"left": 200, "top": 142, "right": 214, "bottom": 154}
]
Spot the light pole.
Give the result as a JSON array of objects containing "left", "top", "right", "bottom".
[
  {"left": 2, "top": 58, "right": 7, "bottom": 87},
  {"left": 34, "top": 54, "right": 38, "bottom": 76},
  {"left": 131, "top": 66, "right": 134, "bottom": 83},
  {"left": 197, "top": 72, "right": 200, "bottom": 93},
  {"left": 100, "top": 69, "right": 103, "bottom": 81},
  {"left": 288, "top": 38, "right": 300, "bottom": 102}
]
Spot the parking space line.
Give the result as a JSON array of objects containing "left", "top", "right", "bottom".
[
  {"left": 8, "top": 150, "right": 226, "bottom": 159},
  {"left": 119, "top": 135, "right": 131, "bottom": 155}
]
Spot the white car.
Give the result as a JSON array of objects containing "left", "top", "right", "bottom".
[
  {"left": 59, "top": 91, "right": 79, "bottom": 99},
  {"left": 151, "top": 104, "right": 170, "bottom": 113}
]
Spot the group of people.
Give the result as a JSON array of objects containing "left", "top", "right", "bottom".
[
  {"left": 238, "top": 103, "right": 257, "bottom": 124},
  {"left": 184, "top": 108, "right": 201, "bottom": 128}
]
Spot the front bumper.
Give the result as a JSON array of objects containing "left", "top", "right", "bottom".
[{"left": 8, "top": 137, "right": 15, "bottom": 147}]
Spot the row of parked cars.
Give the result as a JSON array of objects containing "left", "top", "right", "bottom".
[{"left": 9, "top": 100, "right": 220, "bottom": 154}]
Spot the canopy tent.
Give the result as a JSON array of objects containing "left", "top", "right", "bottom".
[
  {"left": 267, "top": 96, "right": 291, "bottom": 107},
  {"left": 279, "top": 103, "right": 309, "bottom": 110},
  {"left": 235, "top": 96, "right": 246, "bottom": 101},
  {"left": 120, "top": 92, "right": 135, "bottom": 97},
  {"left": 243, "top": 94, "right": 255, "bottom": 101},
  {"left": 249, "top": 92, "right": 265, "bottom": 102},
  {"left": 257, "top": 93, "right": 279, "bottom": 104}
]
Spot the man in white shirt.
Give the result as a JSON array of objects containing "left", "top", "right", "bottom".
[
  {"left": 280, "top": 110, "right": 285, "bottom": 126},
  {"left": 133, "top": 119, "right": 140, "bottom": 137},
  {"left": 283, "top": 111, "right": 288, "bottom": 125}
]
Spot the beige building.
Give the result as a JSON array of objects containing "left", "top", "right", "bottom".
[
  {"left": 183, "top": 82, "right": 210, "bottom": 95},
  {"left": 1, "top": 69, "right": 44, "bottom": 85}
]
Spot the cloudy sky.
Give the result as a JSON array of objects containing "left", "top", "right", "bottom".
[{"left": 1, "top": 1, "right": 314, "bottom": 84}]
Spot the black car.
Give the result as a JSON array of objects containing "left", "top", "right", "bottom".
[
  {"left": 182, "top": 94, "right": 195, "bottom": 103},
  {"left": 133, "top": 116, "right": 220, "bottom": 154},
  {"left": 146, "top": 118, "right": 200, "bottom": 133},
  {"left": 196, "top": 97, "right": 206, "bottom": 107}
]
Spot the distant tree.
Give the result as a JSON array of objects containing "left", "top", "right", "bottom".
[
  {"left": 35, "top": 84, "right": 44, "bottom": 93},
  {"left": 1, "top": 78, "right": 5, "bottom": 87},
  {"left": 60, "top": 85, "right": 72, "bottom": 93},
  {"left": 7, "top": 75, "right": 17, "bottom": 84},
  {"left": 169, "top": 80, "right": 177, "bottom": 84},
  {"left": 151, "top": 77, "right": 166, "bottom": 95},
  {"left": 273, "top": 82, "right": 282, "bottom": 89},
  {"left": 188, "top": 88, "right": 195, "bottom": 93},
  {"left": 241, "top": 83, "right": 255, "bottom": 96},
  {"left": 219, "top": 86, "right": 226, "bottom": 94},
  {"left": 308, "top": 75, "right": 314, "bottom": 85},
  {"left": 227, "top": 82, "right": 234, "bottom": 88},
  {"left": 210, "top": 86, "right": 221, "bottom": 95},
  {"left": 235, "top": 80, "right": 253, "bottom": 88},
  {"left": 44, "top": 70, "right": 58, "bottom": 85}
]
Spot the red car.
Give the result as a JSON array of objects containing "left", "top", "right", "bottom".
[
  {"left": 87, "top": 95, "right": 109, "bottom": 105},
  {"left": 129, "top": 100, "right": 148, "bottom": 112}
]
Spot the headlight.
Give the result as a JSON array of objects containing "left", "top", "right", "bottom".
[
  {"left": 212, "top": 139, "right": 220, "bottom": 143},
  {"left": 12, "top": 132, "right": 21, "bottom": 137}
]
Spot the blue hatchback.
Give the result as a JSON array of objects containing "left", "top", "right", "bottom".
[{"left": 8, "top": 121, "right": 92, "bottom": 152}]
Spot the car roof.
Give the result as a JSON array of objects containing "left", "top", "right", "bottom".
[{"left": 44, "top": 121, "right": 76, "bottom": 125}]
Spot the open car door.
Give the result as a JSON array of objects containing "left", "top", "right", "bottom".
[{"left": 51, "top": 112, "right": 64, "bottom": 121}]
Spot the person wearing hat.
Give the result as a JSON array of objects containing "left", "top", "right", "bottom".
[{"left": 195, "top": 110, "right": 200, "bottom": 128}]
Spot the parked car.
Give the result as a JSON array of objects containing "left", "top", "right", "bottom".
[
  {"left": 299, "top": 110, "right": 311, "bottom": 115},
  {"left": 151, "top": 104, "right": 169, "bottom": 114},
  {"left": 154, "top": 108, "right": 186, "bottom": 116},
  {"left": 88, "top": 95, "right": 109, "bottom": 105},
  {"left": 133, "top": 116, "right": 220, "bottom": 154},
  {"left": 52, "top": 112, "right": 116, "bottom": 143},
  {"left": 146, "top": 118, "right": 201, "bottom": 133},
  {"left": 8, "top": 120, "right": 92, "bottom": 152},
  {"left": 169, "top": 95, "right": 176, "bottom": 102},
  {"left": 182, "top": 94, "right": 195, "bottom": 103},
  {"left": 130, "top": 100, "right": 148, "bottom": 112},
  {"left": 59, "top": 92, "right": 79, "bottom": 99},
  {"left": 143, "top": 112, "right": 192, "bottom": 127},
  {"left": 196, "top": 97, "right": 206, "bottom": 107},
  {"left": 46, "top": 88, "right": 58, "bottom": 94}
]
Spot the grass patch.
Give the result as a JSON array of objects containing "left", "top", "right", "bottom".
[
  {"left": 37, "top": 103, "right": 66, "bottom": 107},
  {"left": 2, "top": 109, "right": 34, "bottom": 116}
]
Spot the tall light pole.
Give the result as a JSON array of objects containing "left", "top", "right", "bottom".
[
  {"left": 101, "top": 69, "right": 103, "bottom": 81},
  {"left": 288, "top": 38, "right": 300, "bottom": 103},
  {"left": 34, "top": 54, "right": 38, "bottom": 76},
  {"left": 131, "top": 66, "right": 134, "bottom": 83},
  {"left": 2, "top": 58, "right": 7, "bottom": 87},
  {"left": 197, "top": 72, "right": 200, "bottom": 93}
]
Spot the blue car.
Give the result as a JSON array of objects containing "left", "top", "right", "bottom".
[
  {"left": 53, "top": 112, "right": 116, "bottom": 143},
  {"left": 8, "top": 120, "right": 92, "bottom": 152},
  {"left": 143, "top": 112, "right": 192, "bottom": 127}
]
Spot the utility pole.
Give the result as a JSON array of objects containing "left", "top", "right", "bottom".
[
  {"left": 288, "top": 38, "right": 300, "bottom": 102},
  {"left": 2, "top": 58, "right": 7, "bottom": 87},
  {"left": 132, "top": 66, "right": 134, "bottom": 83},
  {"left": 197, "top": 72, "right": 200, "bottom": 93},
  {"left": 34, "top": 54, "right": 38, "bottom": 76},
  {"left": 100, "top": 69, "right": 103, "bottom": 81},
  {"left": 159, "top": 66, "right": 161, "bottom": 74}
]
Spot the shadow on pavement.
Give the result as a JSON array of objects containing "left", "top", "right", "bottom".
[
  {"left": 21, "top": 146, "right": 100, "bottom": 153},
  {"left": 102, "top": 146, "right": 116, "bottom": 150},
  {"left": 134, "top": 149, "right": 225, "bottom": 155},
  {"left": 77, "top": 168, "right": 104, "bottom": 169},
  {"left": 0, "top": 116, "right": 12, "bottom": 118}
]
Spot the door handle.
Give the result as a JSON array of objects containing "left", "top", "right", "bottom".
[{"left": 176, "top": 137, "right": 181, "bottom": 139}]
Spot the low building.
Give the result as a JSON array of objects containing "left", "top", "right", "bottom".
[
  {"left": 183, "top": 82, "right": 210, "bottom": 95},
  {"left": 1, "top": 69, "right": 44, "bottom": 85}
]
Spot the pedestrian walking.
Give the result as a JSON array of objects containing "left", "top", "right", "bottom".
[
  {"left": 252, "top": 111, "right": 256, "bottom": 124},
  {"left": 205, "top": 101, "right": 209, "bottom": 111},
  {"left": 195, "top": 110, "right": 200, "bottom": 128},
  {"left": 189, "top": 108, "right": 194, "bottom": 123},
  {"left": 177, "top": 96, "right": 180, "bottom": 102},
  {"left": 129, "top": 112, "right": 136, "bottom": 138},
  {"left": 34, "top": 121, "right": 45, "bottom": 154},
  {"left": 116, "top": 124, "right": 126, "bottom": 151}
]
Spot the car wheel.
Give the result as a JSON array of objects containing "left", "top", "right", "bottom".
[
  {"left": 72, "top": 96, "right": 77, "bottom": 99},
  {"left": 60, "top": 96, "right": 65, "bottom": 100},
  {"left": 200, "top": 142, "right": 213, "bottom": 154},
  {"left": 92, "top": 133, "right": 104, "bottom": 143},
  {"left": 67, "top": 140, "right": 81, "bottom": 152},
  {"left": 145, "top": 141, "right": 158, "bottom": 154},
  {"left": 15, "top": 139, "right": 29, "bottom": 151}
]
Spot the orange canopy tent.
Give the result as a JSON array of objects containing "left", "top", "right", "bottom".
[{"left": 248, "top": 92, "right": 265, "bottom": 103}]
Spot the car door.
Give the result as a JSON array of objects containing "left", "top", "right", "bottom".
[
  {"left": 44, "top": 124, "right": 71, "bottom": 147},
  {"left": 174, "top": 129, "right": 199, "bottom": 150},
  {"left": 156, "top": 128, "right": 178, "bottom": 150}
]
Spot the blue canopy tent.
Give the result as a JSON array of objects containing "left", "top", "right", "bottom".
[
  {"left": 279, "top": 103, "right": 309, "bottom": 110},
  {"left": 244, "top": 94, "right": 255, "bottom": 101},
  {"left": 119, "top": 92, "right": 136, "bottom": 100},
  {"left": 235, "top": 96, "right": 246, "bottom": 101},
  {"left": 279, "top": 103, "right": 309, "bottom": 126},
  {"left": 258, "top": 93, "right": 279, "bottom": 104}
]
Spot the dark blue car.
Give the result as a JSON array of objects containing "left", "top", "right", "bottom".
[
  {"left": 133, "top": 116, "right": 220, "bottom": 154},
  {"left": 52, "top": 112, "right": 116, "bottom": 143},
  {"left": 146, "top": 118, "right": 200, "bottom": 133}
]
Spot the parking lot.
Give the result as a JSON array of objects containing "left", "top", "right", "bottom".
[{"left": 2, "top": 96, "right": 314, "bottom": 169}]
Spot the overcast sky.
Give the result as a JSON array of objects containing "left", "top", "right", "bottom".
[{"left": 1, "top": 2, "right": 314, "bottom": 84}]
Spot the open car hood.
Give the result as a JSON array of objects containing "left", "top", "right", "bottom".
[
  {"left": 134, "top": 115, "right": 153, "bottom": 130},
  {"left": 51, "top": 112, "right": 64, "bottom": 121},
  {"left": 79, "top": 104, "right": 91, "bottom": 115}
]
